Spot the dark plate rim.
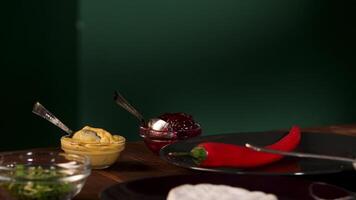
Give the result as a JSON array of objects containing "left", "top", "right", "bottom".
[
  {"left": 99, "top": 173, "right": 356, "bottom": 200},
  {"left": 159, "top": 131, "right": 355, "bottom": 176}
]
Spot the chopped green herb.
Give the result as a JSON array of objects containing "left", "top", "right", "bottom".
[{"left": 1, "top": 165, "right": 73, "bottom": 200}]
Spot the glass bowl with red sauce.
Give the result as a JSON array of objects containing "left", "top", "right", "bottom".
[{"left": 139, "top": 113, "right": 202, "bottom": 154}]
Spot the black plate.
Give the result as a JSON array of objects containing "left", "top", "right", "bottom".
[
  {"left": 160, "top": 131, "right": 356, "bottom": 175},
  {"left": 100, "top": 174, "right": 356, "bottom": 200}
]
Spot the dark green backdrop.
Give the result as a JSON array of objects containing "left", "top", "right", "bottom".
[
  {"left": 2, "top": 1, "right": 78, "bottom": 150},
  {"left": 2, "top": 0, "right": 355, "bottom": 150}
]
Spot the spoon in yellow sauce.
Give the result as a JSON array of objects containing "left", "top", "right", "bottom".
[{"left": 32, "top": 102, "right": 74, "bottom": 137}]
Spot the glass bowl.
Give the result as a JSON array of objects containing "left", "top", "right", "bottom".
[
  {"left": 139, "top": 124, "right": 202, "bottom": 154},
  {"left": 0, "top": 150, "right": 91, "bottom": 200},
  {"left": 61, "top": 136, "right": 125, "bottom": 169}
]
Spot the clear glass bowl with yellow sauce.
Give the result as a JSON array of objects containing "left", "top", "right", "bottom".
[{"left": 61, "top": 126, "right": 125, "bottom": 169}]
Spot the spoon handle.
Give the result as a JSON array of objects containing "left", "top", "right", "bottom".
[
  {"left": 245, "top": 143, "right": 356, "bottom": 170},
  {"left": 114, "top": 91, "right": 145, "bottom": 124},
  {"left": 32, "top": 102, "right": 73, "bottom": 135}
]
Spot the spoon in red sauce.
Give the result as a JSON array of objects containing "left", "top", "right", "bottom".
[{"left": 113, "top": 91, "right": 169, "bottom": 131}]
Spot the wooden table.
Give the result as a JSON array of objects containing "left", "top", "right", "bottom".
[{"left": 75, "top": 124, "right": 356, "bottom": 200}]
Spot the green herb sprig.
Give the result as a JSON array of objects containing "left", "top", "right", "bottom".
[{"left": 1, "top": 165, "right": 73, "bottom": 200}]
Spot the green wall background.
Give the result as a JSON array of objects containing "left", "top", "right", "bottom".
[
  {"left": 78, "top": 0, "right": 356, "bottom": 141},
  {"left": 1, "top": 0, "right": 355, "bottom": 150},
  {"left": 2, "top": 1, "right": 78, "bottom": 150}
]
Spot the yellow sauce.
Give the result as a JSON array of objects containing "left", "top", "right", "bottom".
[{"left": 61, "top": 126, "right": 125, "bottom": 169}]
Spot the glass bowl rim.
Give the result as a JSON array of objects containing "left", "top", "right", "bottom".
[
  {"left": 0, "top": 150, "right": 91, "bottom": 183},
  {"left": 139, "top": 123, "right": 202, "bottom": 133},
  {"left": 139, "top": 123, "right": 202, "bottom": 140}
]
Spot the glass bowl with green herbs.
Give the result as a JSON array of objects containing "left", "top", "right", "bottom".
[{"left": 0, "top": 150, "right": 91, "bottom": 200}]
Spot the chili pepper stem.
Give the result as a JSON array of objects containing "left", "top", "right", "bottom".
[
  {"left": 168, "top": 152, "right": 191, "bottom": 156},
  {"left": 168, "top": 147, "right": 207, "bottom": 165}
]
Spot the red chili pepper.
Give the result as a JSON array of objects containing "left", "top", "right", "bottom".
[{"left": 171, "top": 125, "right": 301, "bottom": 168}]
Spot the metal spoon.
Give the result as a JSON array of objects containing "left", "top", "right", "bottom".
[
  {"left": 147, "top": 118, "right": 170, "bottom": 131},
  {"left": 113, "top": 91, "right": 145, "bottom": 124},
  {"left": 32, "top": 102, "right": 74, "bottom": 137},
  {"left": 113, "top": 91, "right": 169, "bottom": 130},
  {"left": 245, "top": 143, "right": 356, "bottom": 170}
]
